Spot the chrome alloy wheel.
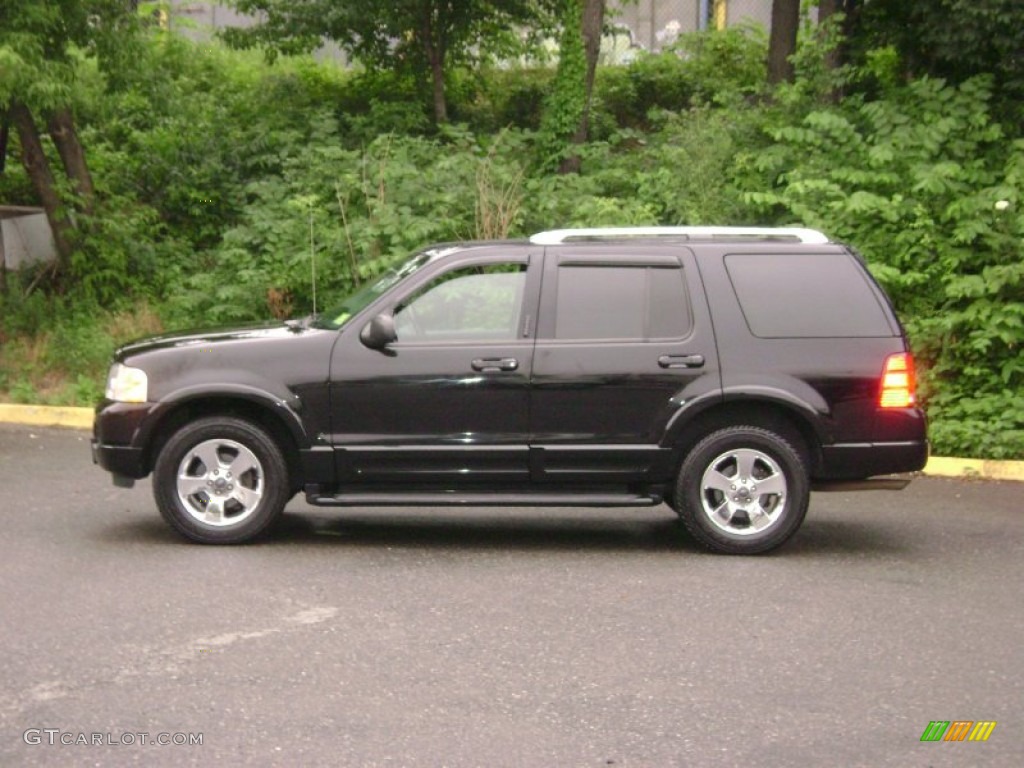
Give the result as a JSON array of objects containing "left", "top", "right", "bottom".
[
  {"left": 699, "top": 448, "right": 788, "bottom": 536},
  {"left": 175, "top": 438, "right": 265, "bottom": 526}
]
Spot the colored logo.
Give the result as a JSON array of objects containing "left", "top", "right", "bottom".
[{"left": 920, "top": 721, "right": 997, "bottom": 742}]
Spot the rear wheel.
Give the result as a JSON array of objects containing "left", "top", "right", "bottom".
[
  {"left": 675, "top": 426, "right": 809, "bottom": 554},
  {"left": 153, "top": 417, "right": 289, "bottom": 544}
]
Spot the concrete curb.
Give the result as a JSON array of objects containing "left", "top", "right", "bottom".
[
  {"left": 920, "top": 456, "right": 1024, "bottom": 483},
  {"left": 0, "top": 403, "right": 94, "bottom": 430},
  {"left": 1, "top": 403, "right": 1022, "bottom": 482}
]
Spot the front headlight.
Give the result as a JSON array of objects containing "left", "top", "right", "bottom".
[{"left": 105, "top": 363, "right": 148, "bottom": 403}]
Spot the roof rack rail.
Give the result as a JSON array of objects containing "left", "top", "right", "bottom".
[{"left": 529, "top": 226, "right": 830, "bottom": 245}]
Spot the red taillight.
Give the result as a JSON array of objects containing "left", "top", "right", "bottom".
[{"left": 879, "top": 353, "right": 916, "bottom": 408}]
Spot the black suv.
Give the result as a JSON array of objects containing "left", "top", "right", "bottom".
[{"left": 93, "top": 227, "right": 928, "bottom": 554}]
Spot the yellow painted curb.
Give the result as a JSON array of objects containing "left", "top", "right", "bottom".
[
  {"left": 0, "top": 404, "right": 93, "bottom": 430},
  {"left": 924, "top": 456, "right": 1024, "bottom": 483}
]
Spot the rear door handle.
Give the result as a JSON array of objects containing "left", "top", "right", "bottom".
[
  {"left": 658, "top": 354, "right": 705, "bottom": 369},
  {"left": 472, "top": 357, "right": 519, "bottom": 372}
]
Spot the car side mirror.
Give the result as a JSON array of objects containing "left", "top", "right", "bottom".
[{"left": 359, "top": 313, "right": 397, "bottom": 350}]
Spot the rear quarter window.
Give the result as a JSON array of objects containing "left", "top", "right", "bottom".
[{"left": 724, "top": 252, "right": 895, "bottom": 338}]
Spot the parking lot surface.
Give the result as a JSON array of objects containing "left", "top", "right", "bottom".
[{"left": 1, "top": 425, "right": 1021, "bottom": 766}]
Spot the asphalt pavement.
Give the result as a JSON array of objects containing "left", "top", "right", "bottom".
[{"left": 0, "top": 424, "right": 1021, "bottom": 767}]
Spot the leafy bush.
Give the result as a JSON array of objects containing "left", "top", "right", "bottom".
[
  {"left": 596, "top": 53, "right": 694, "bottom": 130},
  {"left": 669, "top": 21, "right": 768, "bottom": 106},
  {"left": 0, "top": 292, "right": 163, "bottom": 404},
  {"left": 595, "top": 23, "right": 767, "bottom": 131},
  {"left": 335, "top": 69, "right": 433, "bottom": 142},
  {"left": 740, "top": 75, "right": 1023, "bottom": 457},
  {"left": 164, "top": 124, "right": 534, "bottom": 325},
  {"left": 453, "top": 67, "right": 554, "bottom": 131},
  {"left": 1, "top": 31, "right": 1020, "bottom": 458}
]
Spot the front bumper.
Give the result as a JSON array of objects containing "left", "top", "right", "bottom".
[
  {"left": 91, "top": 438, "right": 145, "bottom": 481},
  {"left": 91, "top": 400, "right": 155, "bottom": 480}
]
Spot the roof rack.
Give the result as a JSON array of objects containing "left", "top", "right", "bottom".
[{"left": 529, "top": 226, "right": 830, "bottom": 245}]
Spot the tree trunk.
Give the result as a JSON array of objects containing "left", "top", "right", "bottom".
[
  {"left": 0, "top": 117, "right": 9, "bottom": 174},
  {"left": 47, "top": 107, "right": 95, "bottom": 216},
  {"left": 819, "top": 0, "right": 859, "bottom": 69},
  {"left": 1, "top": 217, "right": 6, "bottom": 295},
  {"left": 428, "top": 51, "right": 447, "bottom": 124},
  {"left": 559, "top": 0, "right": 605, "bottom": 174},
  {"left": 8, "top": 102, "right": 75, "bottom": 272},
  {"left": 768, "top": 0, "right": 800, "bottom": 84},
  {"left": 819, "top": 0, "right": 841, "bottom": 69},
  {"left": 419, "top": 5, "right": 448, "bottom": 123},
  {"left": 575, "top": 0, "right": 604, "bottom": 142}
]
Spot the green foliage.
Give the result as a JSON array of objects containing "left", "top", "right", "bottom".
[
  {"left": 336, "top": 71, "right": 433, "bottom": 143},
  {"left": 630, "top": 108, "right": 751, "bottom": 224},
  {"left": 669, "top": 21, "right": 768, "bottom": 106},
  {"left": 595, "top": 23, "right": 767, "bottom": 131},
  {"left": 459, "top": 67, "right": 554, "bottom": 131},
  {"left": 596, "top": 53, "right": 693, "bottom": 130},
  {"left": 227, "top": 0, "right": 546, "bottom": 69},
  {"left": 0, "top": 289, "right": 125, "bottom": 404},
  {"left": 520, "top": 110, "right": 751, "bottom": 232},
  {"left": 537, "top": 0, "right": 588, "bottom": 170},
  {"left": 0, "top": 0, "right": 135, "bottom": 110},
  {"left": 82, "top": 38, "right": 342, "bottom": 246},
  {"left": 852, "top": 0, "right": 1024, "bottom": 113},
  {"left": 225, "top": 0, "right": 552, "bottom": 122},
  {"left": 740, "top": 75, "right": 1023, "bottom": 457},
  {"left": 166, "top": 124, "right": 534, "bottom": 325},
  {"left": 2, "top": 21, "right": 1022, "bottom": 458}
]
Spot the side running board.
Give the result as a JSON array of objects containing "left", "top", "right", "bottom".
[{"left": 305, "top": 491, "right": 663, "bottom": 507}]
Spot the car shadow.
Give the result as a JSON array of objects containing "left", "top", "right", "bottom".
[{"left": 270, "top": 509, "right": 700, "bottom": 553}]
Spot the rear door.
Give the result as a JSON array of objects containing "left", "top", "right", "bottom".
[{"left": 529, "top": 245, "right": 721, "bottom": 484}]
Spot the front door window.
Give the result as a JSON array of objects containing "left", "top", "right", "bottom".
[{"left": 394, "top": 265, "right": 527, "bottom": 343}]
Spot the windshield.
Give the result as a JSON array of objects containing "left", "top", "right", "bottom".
[{"left": 314, "top": 249, "right": 442, "bottom": 330}]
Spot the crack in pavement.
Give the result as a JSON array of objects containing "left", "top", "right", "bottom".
[{"left": 0, "top": 604, "right": 339, "bottom": 721}]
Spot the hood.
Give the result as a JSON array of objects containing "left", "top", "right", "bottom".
[{"left": 116, "top": 321, "right": 305, "bottom": 359}]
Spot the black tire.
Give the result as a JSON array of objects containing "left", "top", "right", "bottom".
[
  {"left": 674, "top": 426, "right": 809, "bottom": 555},
  {"left": 153, "top": 416, "right": 289, "bottom": 544}
]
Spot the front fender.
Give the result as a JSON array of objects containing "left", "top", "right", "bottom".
[{"left": 140, "top": 381, "right": 312, "bottom": 451}]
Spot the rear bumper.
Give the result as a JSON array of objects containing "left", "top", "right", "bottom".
[{"left": 819, "top": 440, "right": 929, "bottom": 479}]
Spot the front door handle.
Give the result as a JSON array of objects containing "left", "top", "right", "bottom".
[
  {"left": 658, "top": 354, "right": 705, "bottom": 369},
  {"left": 471, "top": 357, "right": 519, "bottom": 372}
]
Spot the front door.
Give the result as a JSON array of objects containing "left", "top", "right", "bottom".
[{"left": 328, "top": 247, "right": 541, "bottom": 487}]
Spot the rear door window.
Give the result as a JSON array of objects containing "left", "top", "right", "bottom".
[{"left": 553, "top": 264, "right": 691, "bottom": 341}]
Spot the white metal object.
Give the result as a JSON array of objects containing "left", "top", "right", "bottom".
[
  {"left": 0, "top": 206, "right": 57, "bottom": 270},
  {"left": 529, "top": 226, "right": 830, "bottom": 245}
]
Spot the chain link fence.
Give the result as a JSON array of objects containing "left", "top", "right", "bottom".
[
  {"left": 168, "top": 1, "right": 778, "bottom": 64},
  {"left": 607, "top": 0, "right": 773, "bottom": 53}
]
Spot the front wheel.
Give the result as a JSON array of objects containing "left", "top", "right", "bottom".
[
  {"left": 153, "top": 417, "right": 289, "bottom": 544},
  {"left": 675, "top": 426, "right": 809, "bottom": 555}
]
